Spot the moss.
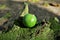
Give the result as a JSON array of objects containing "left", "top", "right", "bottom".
[
  {"left": 0, "top": 20, "right": 54, "bottom": 40},
  {"left": 3, "top": 12, "right": 11, "bottom": 19},
  {"left": 0, "top": 17, "right": 60, "bottom": 40},
  {"left": 50, "top": 17, "right": 60, "bottom": 31},
  {"left": 0, "top": 4, "right": 7, "bottom": 9}
]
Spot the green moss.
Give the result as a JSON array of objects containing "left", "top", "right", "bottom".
[
  {"left": 0, "top": 21, "right": 54, "bottom": 40},
  {"left": 0, "top": 4, "right": 7, "bottom": 9},
  {"left": 3, "top": 12, "right": 11, "bottom": 19},
  {"left": 49, "top": 17, "right": 60, "bottom": 31}
]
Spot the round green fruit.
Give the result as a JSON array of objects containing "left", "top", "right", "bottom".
[{"left": 23, "top": 14, "right": 37, "bottom": 27}]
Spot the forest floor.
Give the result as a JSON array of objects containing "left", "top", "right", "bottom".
[{"left": 0, "top": 0, "right": 60, "bottom": 40}]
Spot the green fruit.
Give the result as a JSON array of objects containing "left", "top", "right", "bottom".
[{"left": 23, "top": 14, "right": 37, "bottom": 27}]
